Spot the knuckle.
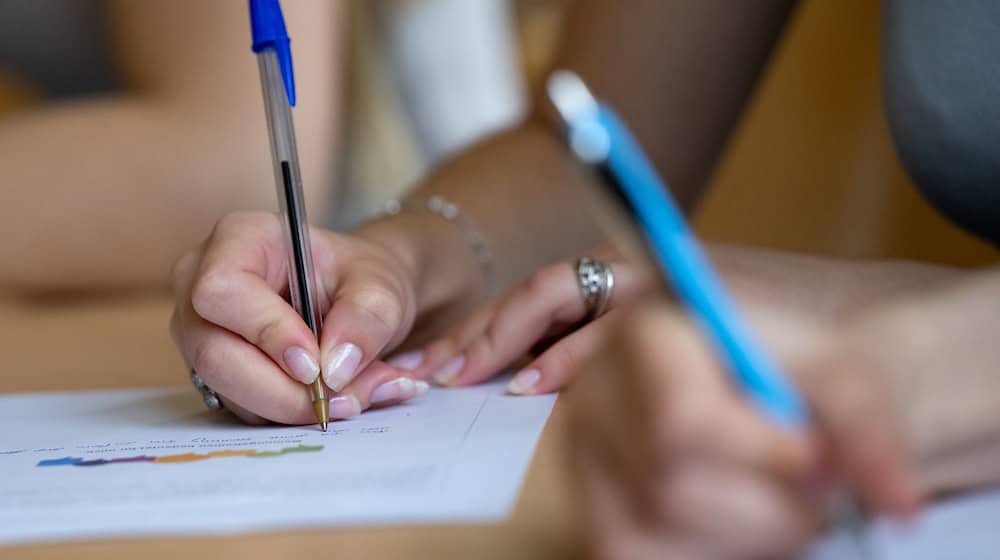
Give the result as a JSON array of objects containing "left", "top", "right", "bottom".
[
  {"left": 537, "top": 342, "right": 579, "bottom": 378},
  {"left": 250, "top": 316, "right": 284, "bottom": 350},
  {"left": 350, "top": 286, "right": 404, "bottom": 334},
  {"left": 657, "top": 399, "right": 713, "bottom": 457},
  {"left": 524, "top": 264, "right": 566, "bottom": 298},
  {"left": 212, "top": 211, "right": 268, "bottom": 236},
  {"left": 190, "top": 340, "right": 229, "bottom": 388},
  {"left": 190, "top": 270, "right": 235, "bottom": 319},
  {"left": 478, "top": 320, "right": 507, "bottom": 358}
]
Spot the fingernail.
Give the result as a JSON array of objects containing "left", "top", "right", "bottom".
[
  {"left": 431, "top": 356, "right": 465, "bottom": 386},
  {"left": 387, "top": 351, "right": 424, "bottom": 371},
  {"left": 370, "top": 377, "right": 416, "bottom": 404},
  {"left": 328, "top": 395, "right": 361, "bottom": 420},
  {"left": 414, "top": 380, "right": 430, "bottom": 397},
  {"left": 323, "top": 343, "right": 362, "bottom": 391},
  {"left": 507, "top": 369, "right": 541, "bottom": 395},
  {"left": 283, "top": 346, "right": 320, "bottom": 384}
]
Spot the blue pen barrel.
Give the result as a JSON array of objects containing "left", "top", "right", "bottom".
[{"left": 596, "top": 105, "right": 810, "bottom": 431}]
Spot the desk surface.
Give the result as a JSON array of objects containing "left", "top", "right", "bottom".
[{"left": 0, "top": 296, "right": 578, "bottom": 559}]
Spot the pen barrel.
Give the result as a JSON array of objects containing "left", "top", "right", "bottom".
[{"left": 257, "top": 49, "right": 325, "bottom": 401}]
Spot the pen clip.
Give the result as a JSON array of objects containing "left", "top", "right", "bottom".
[{"left": 249, "top": 0, "right": 296, "bottom": 106}]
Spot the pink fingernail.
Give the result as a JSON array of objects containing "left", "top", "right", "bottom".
[
  {"left": 387, "top": 351, "right": 424, "bottom": 371},
  {"left": 284, "top": 346, "right": 320, "bottom": 384},
  {"left": 507, "top": 369, "right": 541, "bottom": 395},
  {"left": 324, "top": 343, "right": 362, "bottom": 391},
  {"left": 431, "top": 356, "right": 465, "bottom": 386},
  {"left": 328, "top": 395, "right": 361, "bottom": 419},
  {"left": 414, "top": 380, "right": 430, "bottom": 397},
  {"left": 370, "top": 377, "right": 416, "bottom": 404}
]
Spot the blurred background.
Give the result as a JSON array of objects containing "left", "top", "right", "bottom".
[{"left": 0, "top": 0, "right": 995, "bottom": 299}]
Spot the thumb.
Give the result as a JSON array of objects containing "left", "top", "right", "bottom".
[{"left": 798, "top": 351, "right": 924, "bottom": 519}]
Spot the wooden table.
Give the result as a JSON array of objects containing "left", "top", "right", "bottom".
[{"left": 0, "top": 296, "right": 579, "bottom": 559}]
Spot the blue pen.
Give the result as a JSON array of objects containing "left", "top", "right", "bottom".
[
  {"left": 547, "top": 71, "right": 870, "bottom": 555},
  {"left": 249, "top": 0, "right": 328, "bottom": 430}
]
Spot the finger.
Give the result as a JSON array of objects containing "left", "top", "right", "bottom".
[
  {"left": 799, "top": 353, "right": 924, "bottom": 518},
  {"left": 410, "top": 301, "right": 499, "bottom": 385},
  {"left": 189, "top": 212, "right": 324, "bottom": 385},
  {"left": 331, "top": 362, "right": 429, "bottom": 419},
  {"left": 173, "top": 251, "right": 318, "bottom": 425},
  {"left": 177, "top": 307, "right": 318, "bottom": 425},
  {"left": 569, "top": 390, "right": 661, "bottom": 560},
  {"left": 218, "top": 396, "right": 269, "bottom": 426},
  {"left": 444, "top": 263, "right": 588, "bottom": 387},
  {"left": 570, "top": 310, "right": 818, "bottom": 560},
  {"left": 654, "top": 460, "right": 821, "bottom": 558},
  {"left": 506, "top": 312, "right": 618, "bottom": 395},
  {"left": 318, "top": 265, "right": 413, "bottom": 392},
  {"left": 615, "top": 307, "right": 815, "bottom": 482},
  {"left": 172, "top": 304, "right": 263, "bottom": 429},
  {"left": 571, "top": 377, "right": 709, "bottom": 560}
]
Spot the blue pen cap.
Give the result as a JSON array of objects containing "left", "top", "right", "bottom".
[{"left": 249, "top": 0, "right": 296, "bottom": 106}]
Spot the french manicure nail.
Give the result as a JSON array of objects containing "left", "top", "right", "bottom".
[
  {"left": 507, "top": 369, "right": 541, "bottom": 395},
  {"left": 370, "top": 377, "right": 416, "bottom": 404},
  {"left": 284, "top": 346, "right": 320, "bottom": 384},
  {"left": 387, "top": 351, "right": 424, "bottom": 371},
  {"left": 431, "top": 356, "right": 465, "bottom": 386},
  {"left": 328, "top": 395, "right": 361, "bottom": 419},
  {"left": 414, "top": 380, "right": 430, "bottom": 397},
  {"left": 323, "top": 343, "right": 362, "bottom": 391}
]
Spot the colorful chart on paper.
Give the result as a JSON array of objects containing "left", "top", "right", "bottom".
[{"left": 36, "top": 444, "right": 323, "bottom": 467}]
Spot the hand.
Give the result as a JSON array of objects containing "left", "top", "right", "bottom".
[
  {"left": 169, "top": 212, "right": 428, "bottom": 425},
  {"left": 403, "top": 247, "right": 655, "bottom": 394},
  {"left": 571, "top": 303, "right": 924, "bottom": 560}
]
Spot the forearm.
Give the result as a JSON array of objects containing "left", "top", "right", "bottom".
[
  {"left": 356, "top": 121, "right": 603, "bottom": 333},
  {"left": 0, "top": 1, "right": 340, "bottom": 294},
  {"left": 715, "top": 246, "right": 1000, "bottom": 496},
  {"left": 711, "top": 244, "right": 964, "bottom": 322},
  {"left": 358, "top": 0, "right": 801, "bottom": 327},
  {"left": 881, "top": 270, "right": 1000, "bottom": 496},
  {"left": 0, "top": 98, "right": 332, "bottom": 292},
  {"left": 554, "top": 0, "right": 799, "bottom": 208}
]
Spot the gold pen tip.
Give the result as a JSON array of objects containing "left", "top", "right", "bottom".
[{"left": 313, "top": 399, "right": 330, "bottom": 432}]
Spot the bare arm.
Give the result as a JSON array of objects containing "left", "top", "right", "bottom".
[
  {"left": 0, "top": 0, "right": 341, "bottom": 293},
  {"left": 358, "top": 0, "right": 800, "bottom": 331}
]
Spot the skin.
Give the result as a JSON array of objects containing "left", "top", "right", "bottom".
[
  {"left": 170, "top": 0, "right": 804, "bottom": 417},
  {"left": 570, "top": 272, "right": 1000, "bottom": 559},
  {"left": 163, "top": 0, "right": 999, "bottom": 553},
  {"left": 0, "top": 0, "right": 341, "bottom": 293},
  {"left": 407, "top": 244, "right": 961, "bottom": 394}
]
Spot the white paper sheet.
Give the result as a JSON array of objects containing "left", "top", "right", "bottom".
[
  {"left": 806, "top": 489, "right": 1000, "bottom": 559},
  {"left": 0, "top": 379, "right": 557, "bottom": 545}
]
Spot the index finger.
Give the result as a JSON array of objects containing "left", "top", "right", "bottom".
[{"left": 190, "top": 212, "right": 329, "bottom": 385}]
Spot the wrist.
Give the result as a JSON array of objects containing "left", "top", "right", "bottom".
[{"left": 353, "top": 209, "right": 483, "bottom": 320}]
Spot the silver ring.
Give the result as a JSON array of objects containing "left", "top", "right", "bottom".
[
  {"left": 189, "top": 369, "right": 224, "bottom": 411},
  {"left": 575, "top": 257, "right": 615, "bottom": 322}
]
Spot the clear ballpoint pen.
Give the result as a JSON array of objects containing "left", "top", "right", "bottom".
[{"left": 249, "top": 0, "right": 328, "bottom": 431}]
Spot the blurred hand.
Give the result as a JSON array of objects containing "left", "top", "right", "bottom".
[
  {"left": 169, "top": 212, "right": 428, "bottom": 425},
  {"left": 570, "top": 303, "right": 925, "bottom": 560},
  {"left": 405, "top": 247, "right": 655, "bottom": 394}
]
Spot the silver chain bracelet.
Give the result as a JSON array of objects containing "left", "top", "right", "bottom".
[{"left": 383, "top": 195, "right": 495, "bottom": 292}]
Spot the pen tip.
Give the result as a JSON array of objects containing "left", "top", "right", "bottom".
[{"left": 313, "top": 399, "right": 329, "bottom": 432}]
